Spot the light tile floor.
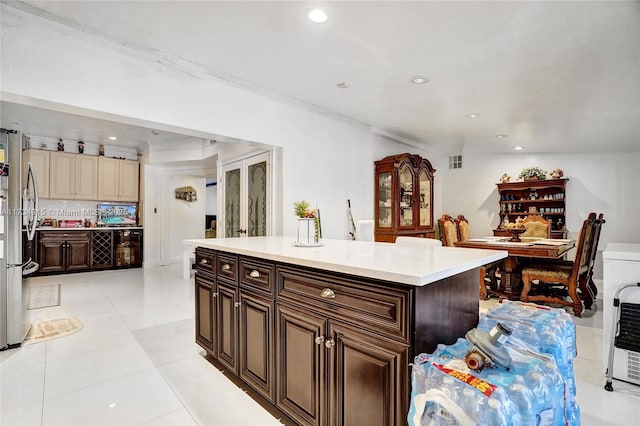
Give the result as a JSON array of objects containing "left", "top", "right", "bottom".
[{"left": 1, "top": 265, "right": 638, "bottom": 425}]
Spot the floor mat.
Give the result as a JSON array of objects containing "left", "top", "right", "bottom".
[
  {"left": 27, "top": 284, "right": 61, "bottom": 310},
  {"left": 24, "top": 317, "right": 83, "bottom": 344}
]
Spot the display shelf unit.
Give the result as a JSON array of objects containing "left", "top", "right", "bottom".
[
  {"left": 494, "top": 178, "right": 569, "bottom": 239},
  {"left": 374, "top": 153, "right": 436, "bottom": 242}
]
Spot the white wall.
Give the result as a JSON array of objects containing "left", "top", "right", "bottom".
[
  {"left": 1, "top": 7, "right": 440, "bottom": 244},
  {"left": 205, "top": 184, "right": 217, "bottom": 216},
  {"left": 442, "top": 152, "right": 640, "bottom": 248}
]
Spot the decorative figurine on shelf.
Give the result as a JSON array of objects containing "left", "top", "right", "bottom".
[
  {"left": 500, "top": 173, "right": 511, "bottom": 183},
  {"left": 293, "top": 200, "right": 322, "bottom": 246},
  {"left": 57, "top": 139, "right": 64, "bottom": 151},
  {"left": 98, "top": 144, "right": 105, "bottom": 156},
  {"left": 550, "top": 168, "right": 564, "bottom": 179},
  {"left": 78, "top": 140, "right": 85, "bottom": 154}
]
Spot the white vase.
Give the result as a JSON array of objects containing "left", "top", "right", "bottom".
[{"left": 297, "top": 218, "right": 317, "bottom": 245}]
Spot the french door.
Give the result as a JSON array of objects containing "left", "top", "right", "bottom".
[{"left": 220, "top": 151, "right": 272, "bottom": 238}]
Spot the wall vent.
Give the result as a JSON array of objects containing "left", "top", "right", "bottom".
[{"left": 449, "top": 155, "right": 463, "bottom": 169}]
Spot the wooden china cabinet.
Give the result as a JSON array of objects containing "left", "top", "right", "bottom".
[
  {"left": 374, "top": 153, "right": 436, "bottom": 242},
  {"left": 493, "top": 178, "right": 569, "bottom": 239}
]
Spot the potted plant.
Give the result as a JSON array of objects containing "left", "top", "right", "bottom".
[
  {"left": 293, "top": 200, "right": 321, "bottom": 245},
  {"left": 518, "top": 167, "right": 547, "bottom": 181}
]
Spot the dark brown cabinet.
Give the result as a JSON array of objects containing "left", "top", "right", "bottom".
[
  {"left": 195, "top": 273, "right": 216, "bottom": 353},
  {"left": 494, "top": 178, "right": 569, "bottom": 239},
  {"left": 374, "top": 153, "right": 436, "bottom": 242},
  {"left": 38, "top": 231, "right": 91, "bottom": 273},
  {"left": 193, "top": 247, "right": 479, "bottom": 426},
  {"left": 34, "top": 228, "right": 143, "bottom": 275}
]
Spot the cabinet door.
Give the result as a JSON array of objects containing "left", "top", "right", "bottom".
[
  {"left": 327, "top": 322, "right": 409, "bottom": 426},
  {"left": 118, "top": 160, "right": 139, "bottom": 202},
  {"left": 49, "top": 152, "right": 76, "bottom": 199},
  {"left": 66, "top": 239, "right": 91, "bottom": 271},
  {"left": 75, "top": 155, "right": 98, "bottom": 200},
  {"left": 276, "top": 303, "right": 327, "bottom": 426},
  {"left": 195, "top": 273, "right": 216, "bottom": 354},
  {"left": 217, "top": 281, "right": 239, "bottom": 374},
  {"left": 239, "top": 291, "right": 275, "bottom": 403},
  {"left": 98, "top": 157, "right": 120, "bottom": 201},
  {"left": 38, "top": 239, "right": 66, "bottom": 273},
  {"left": 22, "top": 149, "right": 50, "bottom": 199}
]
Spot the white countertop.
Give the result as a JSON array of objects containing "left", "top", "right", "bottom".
[
  {"left": 603, "top": 243, "right": 640, "bottom": 262},
  {"left": 37, "top": 226, "right": 144, "bottom": 231},
  {"left": 184, "top": 236, "right": 507, "bottom": 287}
]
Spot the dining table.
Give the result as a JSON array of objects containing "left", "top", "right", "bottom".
[{"left": 455, "top": 237, "right": 576, "bottom": 300}]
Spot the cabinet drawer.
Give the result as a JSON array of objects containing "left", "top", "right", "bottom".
[
  {"left": 240, "top": 258, "right": 275, "bottom": 296},
  {"left": 39, "top": 231, "right": 90, "bottom": 241},
  {"left": 195, "top": 248, "right": 215, "bottom": 275},
  {"left": 277, "top": 266, "right": 409, "bottom": 343},
  {"left": 217, "top": 253, "right": 238, "bottom": 283}
]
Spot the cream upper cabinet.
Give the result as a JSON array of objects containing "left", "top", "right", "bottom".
[
  {"left": 118, "top": 160, "right": 139, "bottom": 202},
  {"left": 49, "top": 152, "right": 98, "bottom": 200},
  {"left": 49, "top": 152, "right": 76, "bottom": 199},
  {"left": 98, "top": 157, "right": 120, "bottom": 201},
  {"left": 98, "top": 157, "right": 139, "bottom": 202},
  {"left": 74, "top": 155, "right": 98, "bottom": 200},
  {"left": 22, "top": 149, "right": 50, "bottom": 199}
]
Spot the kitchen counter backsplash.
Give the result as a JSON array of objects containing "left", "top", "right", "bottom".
[{"left": 36, "top": 199, "right": 139, "bottom": 228}]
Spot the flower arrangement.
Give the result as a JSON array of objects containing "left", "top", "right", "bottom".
[
  {"left": 293, "top": 200, "right": 322, "bottom": 244},
  {"left": 518, "top": 167, "right": 547, "bottom": 181},
  {"left": 293, "top": 200, "right": 316, "bottom": 218}
]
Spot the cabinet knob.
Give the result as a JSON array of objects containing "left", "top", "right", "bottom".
[
  {"left": 222, "top": 263, "right": 231, "bottom": 271},
  {"left": 200, "top": 258, "right": 208, "bottom": 265},
  {"left": 324, "top": 338, "right": 335, "bottom": 349},
  {"left": 213, "top": 292, "right": 218, "bottom": 298},
  {"left": 249, "top": 270, "right": 260, "bottom": 278},
  {"left": 320, "top": 288, "right": 335, "bottom": 299},
  {"left": 234, "top": 301, "right": 241, "bottom": 308},
  {"left": 315, "top": 336, "right": 325, "bottom": 345}
]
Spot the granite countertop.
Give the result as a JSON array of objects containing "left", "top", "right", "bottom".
[{"left": 184, "top": 236, "right": 507, "bottom": 287}]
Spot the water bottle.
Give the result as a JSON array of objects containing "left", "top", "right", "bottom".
[
  {"left": 458, "top": 387, "right": 483, "bottom": 423},
  {"left": 509, "top": 381, "right": 535, "bottom": 426},
  {"left": 526, "top": 371, "right": 556, "bottom": 426},
  {"left": 481, "top": 398, "right": 507, "bottom": 425}
]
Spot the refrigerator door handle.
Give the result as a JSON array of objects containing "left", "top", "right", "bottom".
[{"left": 24, "top": 162, "right": 39, "bottom": 242}]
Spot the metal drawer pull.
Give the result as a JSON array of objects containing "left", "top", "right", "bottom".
[
  {"left": 325, "top": 338, "right": 335, "bottom": 349},
  {"left": 320, "top": 288, "right": 335, "bottom": 299},
  {"left": 315, "top": 336, "right": 325, "bottom": 345},
  {"left": 199, "top": 258, "right": 208, "bottom": 264},
  {"left": 249, "top": 270, "right": 260, "bottom": 278},
  {"left": 222, "top": 263, "right": 231, "bottom": 271},
  {"left": 234, "top": 301, "right": 241, "bottom": 308}
]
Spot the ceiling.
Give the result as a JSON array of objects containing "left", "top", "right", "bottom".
[{"left": 2, "top": 1, "right": 639, "bottom": 154}]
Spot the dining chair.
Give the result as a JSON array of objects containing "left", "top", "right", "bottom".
[
  {"left": 520, "top": 213, "right": 597, "bottom": 317},
  {"left": 581, "top": 213, "right": 605, "bottom": 308},
  {"left": 520, "top": 214, "right": 551, "bottom": 238},
  {"left": 438, "top": 214, "right": 458, "bottom": 247},
  {"left": 454, "top": 215, "right": 500, "bottom": 300},
  {"left": 395, "top": 236, "right": 442, "bottom": 247}
]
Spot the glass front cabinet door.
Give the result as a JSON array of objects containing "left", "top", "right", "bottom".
[{"left": 374, "top": 153, "right": 436, "bottom": 242}]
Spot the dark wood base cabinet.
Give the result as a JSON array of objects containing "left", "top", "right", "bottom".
[
  {"left": 33, "top": 229, "right": 143, "bottom": 276},
  {"left": 193, "top": 247, "right": 479, "bottom": 426}
]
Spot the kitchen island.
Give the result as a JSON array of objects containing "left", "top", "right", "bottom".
[{"left": 183, "top": 236, "right": 506, "bottom": 426}]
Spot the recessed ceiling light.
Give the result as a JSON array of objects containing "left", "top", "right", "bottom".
[
  {"left": 306, "top": 8, "right": 328, "bottom": 23},
  {"left": 151, "top": 130, "right": 160, "bottom": 136},
  {"left": 495, "top": 134, "right": 508, "bottom": 139},
  {"left": 514, "top": 146, "right": 524, "bottom": 151},
  {"left": 337, "top": 82, "right": 349, "bottom": 89},
  {"left": 410, "top": 76, "right": 429, "bottom": 84},
  {"left": 466, "top": 113, "right": 479, "bottom": 119},
  {"left": 108, "top": 136, "right": 117, "bottom": 140}
]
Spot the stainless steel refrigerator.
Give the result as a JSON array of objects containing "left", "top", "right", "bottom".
[{"left": 1, "top": 129, "right": 40, "bottom": 350}]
